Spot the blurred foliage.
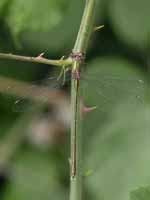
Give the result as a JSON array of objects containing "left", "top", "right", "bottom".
[
  {"left": 6, "top": 0, "right": 68, "bottom": 35},
  {"left": 0, "top": 0, "right": 7, "bottom": 17},
  {"left": 3, "top": 150, "right": 67, "bottom": 200},
  {"left": 84, "top": 102, "right": 150, "bottom": 200},
  {"left": 0, "top": 0, "right": 150, "bottom": 200},
  {"left": 130, "top": 186, "right": 150, "bottom": 200},
  {"left": 2, "top": 0, "right": 85, "bottom": 53},
  {"left": 108, "top": 0, "right": 150, "bottom": 49}
]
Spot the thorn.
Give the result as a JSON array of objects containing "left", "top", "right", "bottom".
[
  {"left": 82, "top": 105, "right": 97, "bottom": 114},
  {"left": 36, "top": 52, "right": 45, "bottom": 59},
  {"left": 80, "top": 99, "right": 97, "bottom": 117},
  {"left": 93, "top": 25, "right": 104, "bottom": 32},
  {"left": 60, "top": 55, "right": 65, "bottom": 60}
]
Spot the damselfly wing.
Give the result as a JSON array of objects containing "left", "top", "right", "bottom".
[{"left": 0, "top": 58, "right": 147, "bottom": 113}]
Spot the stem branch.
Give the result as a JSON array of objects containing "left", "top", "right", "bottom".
[{"left": 0, "top": 53, "right": 72, "bottom": 67}]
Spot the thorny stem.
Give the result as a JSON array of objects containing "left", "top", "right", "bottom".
[
  {"left": 70, "top": 1, "right": 95, "bottom": 200},
  {"left": 0, "top": 53, "right": 72, "bottom": 67}
]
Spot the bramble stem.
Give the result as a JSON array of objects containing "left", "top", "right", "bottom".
[
  {"left": 70, "top": 1, "right": 95, "bottom": 200},
  {"left": 0, "top": 53, "right": 72, "bottom": 67}
]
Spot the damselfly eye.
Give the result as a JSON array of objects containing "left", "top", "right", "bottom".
[{"left": 70, "top": 52, "right": 85, "bottom": 63}]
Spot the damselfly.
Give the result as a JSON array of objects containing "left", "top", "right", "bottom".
[{"left": 0, "top": 57, "right": 147, "bottom": 114}]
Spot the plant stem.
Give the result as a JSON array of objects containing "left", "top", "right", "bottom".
[
  {"left": 70, "top": 1, "right": 95, "bottom": 200},
  {"left": 0, "top": 53, "right": 72, "bottom": 67},
  {"left": 73, "top": 0, "right": 95, "bottom": 54}
]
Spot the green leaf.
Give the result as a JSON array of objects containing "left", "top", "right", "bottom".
[
  {"left": 0, "top": 0, "right": 6, "bottom": 13},
  {"left": 82, "top": 57, "right": 150, "bottom": 200},
  {"left": 3, "top": 150, "right": 67, "bottom": 200},
  {"left": 108, "top": 0, "right": 150, "bottom": 49},
  {"left": 84, "top": 102, "right": 150, "bottom": 200},
  {"left": 130, "top": 186, "right": 150, "bottom": 200},
  {"left": 3, "top": 0, "right": 103, "bottom": 53},
  {"left": 6, "top": 0, "right": 68, "bottom": 37},
  {"left": 20, "top": 0, "right": 85, "bottom": 53},
  {"left": 0, "top": 0, "right": 9, "bottom": 18}
]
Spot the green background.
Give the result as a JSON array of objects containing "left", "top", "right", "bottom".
[{"left": 0, "top": 0, "right": 150, "bottom": 199}]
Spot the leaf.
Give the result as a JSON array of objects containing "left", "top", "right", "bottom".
[
  {"left": 4, "top": 0, "right": 104, "bottom": 53},
  {"left": 84, "top": 99, "right": 150, "bottom": 200},
  {"left": 130, "top": 186, "right": 150, "bottom": 200},
  {"left": 81, "top": 57, "right": 150, "bottom": 200},
  {"left": 3, "top": 150, "right": 67, "bottom": 200},
  {"left": 0, "top": 0, "right": 9, "bottom": 18},
  {"left": 20, "top": 0, "right": 85, "bottom": 53},
  {"left": 6, "top": 0, "right": 68, "bottom": 37},
  {"left": 108, "top": 0, "right": 150, "bottom": 49}
]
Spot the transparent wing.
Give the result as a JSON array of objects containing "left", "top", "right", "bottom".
[
  {"left": 0, "top": 65, "right": 147, "bottom": 114},
  {"left": 0, "top": 71, "right": 65, "bottom": 113},
  {"left": 13, "top": 74, "right": 66, "bottom": 112},
  {"left": 80, "top": 71, "right": 147, "bottom": 112}
]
